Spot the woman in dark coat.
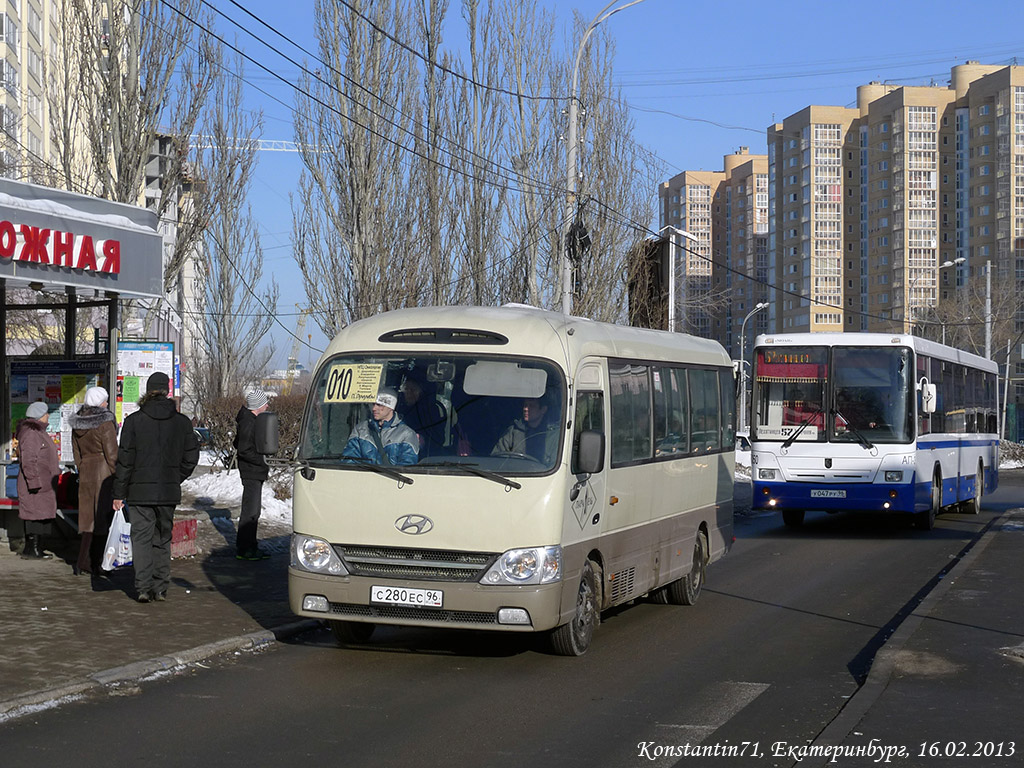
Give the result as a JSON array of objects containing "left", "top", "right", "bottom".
[
  {"left": 16, "top": 401, "right": 59, "bottom": 559},
  {"left": 69, "top": 386, "right": 118, "bottom": 575}
]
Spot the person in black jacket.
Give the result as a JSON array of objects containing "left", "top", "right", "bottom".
[
  {"left": 233, "top": 389, "right": 270, "bottom": 560},
  {"left": 112, "top": 372, "right": 199, "bottom": 603}
]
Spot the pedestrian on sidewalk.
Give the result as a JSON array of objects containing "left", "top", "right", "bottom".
[
  {"left": 68, "top": 386, "right": 118, "bottom": 576},
  {"left": 15, "top": 401, "right": 59, "bottom": 560},
  {"left": 234, "top": 389, "right": 271, "bottom": 561},
  {"left": 112, "top": 372, "right": 199, "bottom": 603}
]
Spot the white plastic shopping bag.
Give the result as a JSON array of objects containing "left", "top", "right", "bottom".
[{"left": 101, "top": 508, "right": 133, "bottom": 571}]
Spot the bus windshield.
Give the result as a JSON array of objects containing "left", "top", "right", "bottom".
[
  {"left": 832, "top": 346, "right": 913, "bottom": 444},
  {"left": 300, "top": 354, "right": 565, "bottom": 474},
  {"left": 753, "top": 345, "right": 914, "bottom": 444}
]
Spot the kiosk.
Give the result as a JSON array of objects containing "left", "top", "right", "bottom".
[{"left": 0, "top": 178, "right": 163, "bottom": 542}]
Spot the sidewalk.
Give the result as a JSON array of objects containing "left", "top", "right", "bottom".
[
  {"left": 806, "top": 507, "right": 1024, "bottom": 767},
  {"left": 0, "top": 501, "right": 314, "bottom": 718}
]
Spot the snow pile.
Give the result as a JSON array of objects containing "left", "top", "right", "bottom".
[{"left": 182, "top": 469, "right": 292, "bottom": 525}]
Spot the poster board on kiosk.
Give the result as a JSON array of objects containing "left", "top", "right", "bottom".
[
  {"left": 6, "top": 358, "right": 108, "bottom": 464},
  {"left": 115, "top": 340, "right": 176, "bottom": 427}
]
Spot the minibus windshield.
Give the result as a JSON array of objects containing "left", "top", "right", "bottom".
[{"left": 300, "top": 354, "right": 565, "bottom": 474}]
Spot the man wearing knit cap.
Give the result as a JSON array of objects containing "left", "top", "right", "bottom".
[
  {"left": 341, "top": 386, "right": 419, "bottom": 466},
  {"left": 234, "top": 389, "right": 271, "bottom": 560},
  {"left": 112, "top": 371, "right": 199, "bottom": 603}
]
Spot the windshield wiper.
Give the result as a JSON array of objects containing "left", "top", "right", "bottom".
[
  {"left": 831, "top": 409, "right": 874, "bottom": 450},
  {"left": 417, "top": 460, "right": 521, "bottom": 490},
  {"left": 306, "top": 454, "right": 414, "bottom": 484},
  {"left": 781, "top": 408, "right": 822, "bottom": 449}
]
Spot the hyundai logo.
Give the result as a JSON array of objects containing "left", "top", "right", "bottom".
[{"left": 395, "top": 514, "right": 434, "bottom": 535}]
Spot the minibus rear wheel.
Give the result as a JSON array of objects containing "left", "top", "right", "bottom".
[
  {"left": 330, "top": 620, "right": 375, "bottom": 645},
  {"left": 550, "top": 559, "right": 600, "bottom": 656}
]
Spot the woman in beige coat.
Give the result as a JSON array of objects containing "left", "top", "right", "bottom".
[{"left": 69, "top": 386, "right": 118, "bottom": 575}]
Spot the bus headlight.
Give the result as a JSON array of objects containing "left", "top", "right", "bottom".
[
  {"left": 291, "top": 533, "right": 348, "bottom": 576},
  {"left": 758, "top": 468, "right": 777, "bottom": 480},
  {"left": 480, "top": 546, "right": 562, "bottom": 586},
  {"left": 884, "top": 470, "right": 903, "bottom": 482}
]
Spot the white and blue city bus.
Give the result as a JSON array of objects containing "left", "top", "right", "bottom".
[{"left": 749, "top": 333, "right": 998, "bottom": 530}]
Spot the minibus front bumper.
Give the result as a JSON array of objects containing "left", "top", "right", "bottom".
[{"left": 289, "top": 568, "right": 567, "bottom": 633}]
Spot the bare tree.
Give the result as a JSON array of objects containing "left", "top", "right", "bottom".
[
  {"left": 190, "top": 49, "right": 276, "bottom": 404},
  {"left": 53, "top": 0, "right": 216, "bottom": 294},
  {"left": 448, "top": 0, "right": 508, "bottom": 305},
  {"left": 292, "top": 0, "right": 421, "bottom": 336},
  {"left": 495, "top": 0, "right": 557, "bottom": 307}
]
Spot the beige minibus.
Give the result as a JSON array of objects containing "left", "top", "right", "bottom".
[{"left": 289, "top": 305, "right": 735, "bottom": 655}]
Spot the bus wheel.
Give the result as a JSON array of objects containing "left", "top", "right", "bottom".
[
  {"left": 965, "top": 463, "right": 983, "bottom": 515},
  {"left": 782, "top": 510, "right": 805, "bottom": 528},
  {"left": 551, "top": 559, "right": 600, "bottom": 656},
  {"left": 330, "top": 620, "right": 375, "bottom": 646},
  {"left": 917, "top": 473, "right": 941, "bottom": 530},
  {"left": 665, "top": 531, "right": 707, "bottom": 606}
]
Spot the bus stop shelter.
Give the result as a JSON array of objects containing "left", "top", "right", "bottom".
[{"left": 0, "top": 178, "right": 163, "bottom": 538}]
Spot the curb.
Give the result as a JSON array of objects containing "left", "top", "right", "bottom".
[
  {"left": 803, "top": 508, "right": 1021, "bottom": 767},
  {"left": 0, "top": 619, "right": 322, "bottom": 722}
]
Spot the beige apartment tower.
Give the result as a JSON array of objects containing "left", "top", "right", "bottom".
[{"left": 658, "top": 148, "right": 768, "bottom": 358}]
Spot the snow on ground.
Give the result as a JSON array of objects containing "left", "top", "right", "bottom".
[{"left": 182, "top": 468, "right": 292, "bottom": 526}]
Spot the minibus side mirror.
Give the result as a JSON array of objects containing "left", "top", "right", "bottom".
[
  {"left": 255, "top": 411, "right": 279, "bottom": 455},
  {"left": 577, "top": 430, "right": 604, "bottom": 475}
]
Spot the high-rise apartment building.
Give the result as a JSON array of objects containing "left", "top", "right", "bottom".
[
  {"left": 658, "top": 167, "right": 722, "bottom": 338},
  {"left": 0, "top": 0, "right": 58, "bottom": 180},
  {"left": 768, "top": 106, "right": 859, "bottom": 335},
  {"left": 657, "top": 61, "right": 1024, "bottom": 438},
  {"left": 658, "top": 148, "right": 768, "bottom": 356}
]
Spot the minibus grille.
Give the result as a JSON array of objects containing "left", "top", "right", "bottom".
[
  {"left": 335, "top": 545, "right": 497, "bottom": 582},
  {"left": 329, "top": 602, "right": 498, "bottom": 625}
]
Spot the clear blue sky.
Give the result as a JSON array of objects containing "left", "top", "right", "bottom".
[{"left": 209, "top": 0, "right": 1024, "bottom": 368}]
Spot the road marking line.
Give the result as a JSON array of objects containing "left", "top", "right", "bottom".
[{"left": 618, "top": 681, "right": 771, "bottom": 767}]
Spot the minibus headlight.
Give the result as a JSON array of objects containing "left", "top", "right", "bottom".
[
  {"left": 758, "top": 468, "right": 777, "bottom": 480},
  {"left": 480, "top": 546, "right": 562, "bottom": 586},
  {"left": 884, "top": 470, "right": 903, "bottom": 482},
  {"left": 291, "top": 533, "right": 348, "bottom": 576}
]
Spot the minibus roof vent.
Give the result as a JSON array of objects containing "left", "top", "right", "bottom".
[{"left": 378, "top": 328, "right": 509, "bottom": 345}]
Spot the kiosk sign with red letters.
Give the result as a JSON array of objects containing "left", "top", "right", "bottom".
[{"left": 0, "top": 178, "right": 162, "bottom": 297}]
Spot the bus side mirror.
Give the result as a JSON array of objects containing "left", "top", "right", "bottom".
[
  {"left": 577, "top": 430, "right": 604, "bottom": 475},
  {"left": 920, "top": 382, "right": 937, "bottom": 414},
  {"left": 255, "top": 411, "right": 279, "bottom": 455}
]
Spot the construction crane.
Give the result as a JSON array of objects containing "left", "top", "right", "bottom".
[{"left": 283, "top": 304, "right": 312, "bottom": 396}]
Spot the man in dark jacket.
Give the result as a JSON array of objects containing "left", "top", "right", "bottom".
[
  {"left": 234, "top": 389, "right": 270, "bottom": 560},
  {"left": 112, "top": 372, "right": 199, "bottom": 603}
]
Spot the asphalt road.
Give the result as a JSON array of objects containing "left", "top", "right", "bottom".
[{"left": 2, "top": 473, "right": 1019, "bottom": 768}]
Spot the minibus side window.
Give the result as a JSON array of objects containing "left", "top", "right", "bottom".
[
  {"left": 609, "top": 363, "right": 651, "bottom": 466},
  {"left": 653, "top": 366, "right": 688, "bottom": 457},
  {"left": 689, "top": 368, "right": 721, "bottom": 454},
  {"left": 719, "top": 368, "right": 736, "bottom": 449},
  {"left": 571, "top": 391, "right": 605, "bottom": 474}
]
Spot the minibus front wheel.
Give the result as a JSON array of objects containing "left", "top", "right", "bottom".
[
  {"left": 330, "top": 620, "right": 375, "bottom": 646},
  {"left": 550, "top": 559, "right": 601, "bottom": 656}
]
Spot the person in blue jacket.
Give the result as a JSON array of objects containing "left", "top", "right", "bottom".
[{"left": 342, "top": 387, "right": 419, "bottom": 466}]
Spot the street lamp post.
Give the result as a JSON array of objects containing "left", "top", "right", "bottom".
[
  {"left": 738, "top": 302, "right": 769, "bottom": 432},
  {"left": 659, "top": 225, "right": 699, "bottom": 332},
  {"left": 985, "top": 259, "right": 992, "bottom": 359},
  {"left": 561, "top": 0, "right": 649, "bottom": 315},
  {"left": 938, "top": 257, "right": 966, "bottom": 345}
]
